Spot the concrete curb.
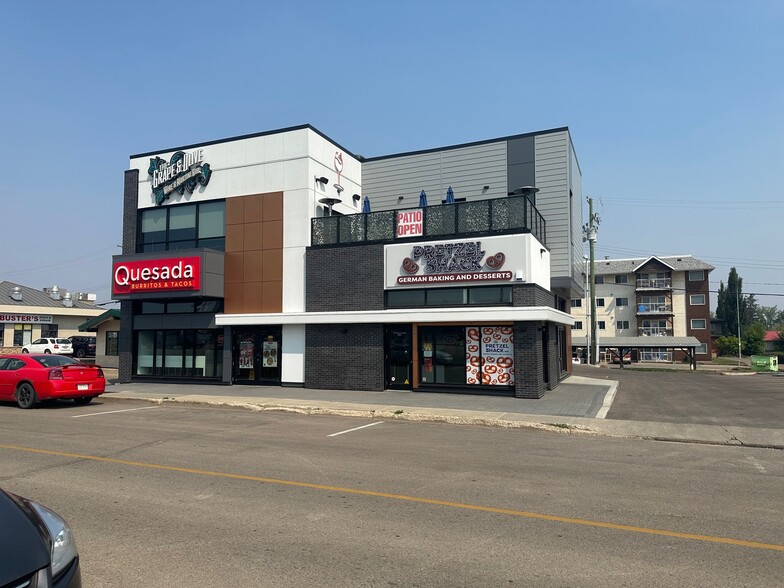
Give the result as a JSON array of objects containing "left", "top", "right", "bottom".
[{"left": 103, "top": 393, "right": 784, "bottom": 450}]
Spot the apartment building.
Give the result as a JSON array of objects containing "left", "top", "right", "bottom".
[{"left": 571, "top": 255, "right": 713, "bottom": 363}]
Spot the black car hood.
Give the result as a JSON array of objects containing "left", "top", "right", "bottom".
[{"left": 0, "top": 488, "right": 50, "bottom": 584}]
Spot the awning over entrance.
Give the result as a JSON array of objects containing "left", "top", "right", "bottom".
[{"left": 571, "top": 336, "right": 703, "bottom": 369}]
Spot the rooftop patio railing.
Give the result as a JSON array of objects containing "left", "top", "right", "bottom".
[{"left": 311, "top": 195, "right": 545, "bottom": 248}]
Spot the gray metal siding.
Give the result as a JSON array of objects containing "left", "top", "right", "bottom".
[
  {"left": 534, "top": 132, "right": 570, "bottom": 279},
  {"left": 362, "top": 142, "right": 509, "bottom": 210}
]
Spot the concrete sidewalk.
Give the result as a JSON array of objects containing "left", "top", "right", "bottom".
[{"left": 102, "top": 374, "right": 784, "bottom": 450}]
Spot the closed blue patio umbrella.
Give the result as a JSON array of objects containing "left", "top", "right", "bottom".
[
  {"left": 445, "top": 186, "right": 455, "bottom": 204},
  {"left": 361, "top": 195, "right": 371, "bottom": 213},
  {"left": 419, "top": 190, "right": 428, "bottom": 207}
]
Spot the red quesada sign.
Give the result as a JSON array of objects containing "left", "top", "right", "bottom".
[{"left": 113, "top": 256, "right": 200, "bottom": 295}]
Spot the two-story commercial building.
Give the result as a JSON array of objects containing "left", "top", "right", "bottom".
[{"left": 113, "top": 125, "right": 584, "bottom": 397}]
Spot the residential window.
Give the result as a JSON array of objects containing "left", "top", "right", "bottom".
[
  {"left": 616, "top": 321, "right": 630, "bottom": 330},
  {"left": 616, "top": 297, "right": 629, "bottom": 307},
  {"left": 615, "top": 275, "right": 628, "bottom": 284},
  {"left": 13, "top": 324, "right": 32, "bottom": 347},
  {"left": 689, "top": 294, "right": 706, "bottom": 305},
  {"left": 691, "top": 319, "right": 707, "bottom": 329},
  {"left": 598, "top": 321, "right": 606, "bottom": 330},
  {"left": 595, "top": 276, "right": 604, "bottom": 284},
  {"left": 106, "top": 331, "right": 119, "bottom": 356},
  {"left": 688, "top": 270, "right": 705, "bottom": 281},
  {"left": 571, "top": 299, "right": 582, "bottom": 308},
  {"left": 695, "top": 343, "right": 708, "bottom": 354},
  {"left": 573, "top": 321, "right": 582, "bottom": 330},
  {"left": 41, "top": 324, "right": 58, "bottom": 338},
  {"left": 596, "top": 298, "right": 605, "bottom": 307}
]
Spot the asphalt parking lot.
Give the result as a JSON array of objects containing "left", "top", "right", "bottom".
[{"left": 574, "top": 365, "right": 784, "bottom": 428}]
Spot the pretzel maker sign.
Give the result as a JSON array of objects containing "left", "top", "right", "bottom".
[{"left": 397, "top": 241, "right": 511, "bottom": 285}]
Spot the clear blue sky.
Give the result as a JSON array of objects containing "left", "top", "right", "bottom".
[{"left": 2, "top": 1, "right": 782, "bottom": 310}]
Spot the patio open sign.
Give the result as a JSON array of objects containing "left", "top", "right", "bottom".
[{"left": 396, "top": 209, "right": 423, "bottom": 238}]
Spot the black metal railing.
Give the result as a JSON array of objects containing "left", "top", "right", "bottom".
[{"left": 311, "top": 195, "right": 546, "bottom": 248}]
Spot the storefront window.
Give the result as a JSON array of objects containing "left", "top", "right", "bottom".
[
  {"left": 169, "top": 204, "right": 197, "bottom": 248},
  {"left": 0, "top": 325, "right": 4, "bottom": 346},
  {"left": 387, "top": 286, "right": 512, "bottom": 309},
  {"left": 135, "top": 329, "right": 223, "bottom": 378},
  {"left": 138, "top": 201, "right": 225, "bottom": 253},
  {"left": 41, "top": 324, "right": 58, "bottom": 337},
  {"left": 13, "top": 324, "right": 32, "bottom": 347},
  {"left": 106, "top": 331, "right": 119, "bottom": 356},
  {"left": 420, "top": 325, "right": 515, "bottom": 387},
  {"left": 137, "top": 331, "right": 157, "bottom": 375}
]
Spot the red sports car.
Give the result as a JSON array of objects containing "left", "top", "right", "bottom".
[{"left": 0, "top": 354, "right": 105, "bottom": 409}]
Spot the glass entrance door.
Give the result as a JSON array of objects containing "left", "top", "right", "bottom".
[
  {"left": 385, "top": 325, "right": 412, "bottom": 389},
  {"left": 232, "top": 328, "right": 281, "bottom": 385}
]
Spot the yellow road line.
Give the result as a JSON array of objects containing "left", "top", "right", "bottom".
[{"left": 3, "top": 443, "right": 782, "bottom": 552}]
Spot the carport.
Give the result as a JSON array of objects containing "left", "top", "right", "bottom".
[{"left": 571, "top": 336, "right": 702, "bottom": 370}]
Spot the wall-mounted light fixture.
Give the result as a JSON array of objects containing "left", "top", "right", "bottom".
[
  {"left": 352, "top": 194, "right": 361, "bottom": 202},
  {"left": 482, "top": 185, "right": 490, "bottom": 191},
  {"left": 315, "top": 176, "right": 329, "bottom": 185},
  {"left": 397, "top": 195, "right": 404, "bottom": 201}
]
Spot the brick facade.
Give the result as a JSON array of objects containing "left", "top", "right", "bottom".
[
  {"left": 306, "top": 244, "right": 385, "bottom": 312},
  {"left": 304, "top": 324, "right": 385, "bottom": 391}
]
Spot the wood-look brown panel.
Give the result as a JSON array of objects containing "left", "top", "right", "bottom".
[
  {"left": 224, "top": 282, "right": 245, "bottom": 313},
  {"left": 261, "top": 249, "right": 282, "bottom": 282},
  {"left": 243, "top": 250, "right": 265, "bottom": 282},
  {"left": 225, "top": 196, "right": 245, "bottom": 226},
  {"left": 261, "top": 220, "right": 283, "bottom": 249},
  {"left": 243, "top": 282, "right": 265, "bottom": 312},
  {"left": 244, "top": 194, "right": 264, "bottom": 223},
  {"left": 261, "top": 281, "right": 283, "bottom": 313},
  {"left": 262, "top": 192, "right": 284, "bottom": 221},
  {"left": 225, "top": 223, "right": 244, "bottom": 253},
  {"left": 243, "top": 222, "right": 264, "bottom": 251},
  {"left": 224, "top": 252, "right": 244, "bottom": 284}
]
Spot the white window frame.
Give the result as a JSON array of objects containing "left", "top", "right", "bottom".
[
  {"left": 695, "top": 343, "right": 708, "bottom": 354},
  {"left": 573, "top": 321, "right": 582, "bottom": 330},
  {"left": 616, "top": 320, "right": 630, "bottom": 330},
  {"left": 614, "top": 275, "right": 628, "bottom": 284},
  {"left": 616, "top": 297, "right": 629, "bottom": 307},
  {"left": 689, "top": 294, "right": 706, "bottom": 305},
  {"left": 596, "top": 298, "right": 605, "bottom": 307},
  {"left": 690, "top": 318, "right": 707, "bottom": 329},
  {"left": 598, "top": 321, "right": 606, "bottom": 330},
  {"left": 688, "top": 270, "right": 705, "bottom": 281},
  {"left": 571, "top": 299, "right": 582, "bottom": 308}
]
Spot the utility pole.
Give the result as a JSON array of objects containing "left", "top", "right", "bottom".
[
  {"left": 736, "top": 289, "right": 742, "bottom": 367},
  {"left": 583, "top": 197, "right": 600, "bottom": 365}
]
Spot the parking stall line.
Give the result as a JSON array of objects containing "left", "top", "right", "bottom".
[
  {"left": 72, "top": 406, "right": 159, "bottom": 418},
  {"left": 327, "top": 421, "right": 383, "bottom": 437}
]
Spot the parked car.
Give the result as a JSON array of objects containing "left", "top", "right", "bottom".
[
  {"left": 572, "top": 355, "right": 581, "bottom": 365},
  {"left": 68, "top": 335, "right": 96, "bottom": 358},
  {"left": 611, "top": 351, "right": 633, "bottom": 364},
  {"left": 0, "top": 487, "right": 82, "bottom": 587},
  {"left": 0, "top": 354, "right": 105, "bottom": 408},
  {"left": 22, "top": 337, "right": 73, "bottom": 355}
]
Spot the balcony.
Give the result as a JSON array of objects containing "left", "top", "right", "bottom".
[
  {"left": 636, "top": 277, "right": 672, "bottom": 289},
  {"left": 638, "top": 327, "right": 673, "bottom": 337},
  {"left": 310, "top": 195, "right": 545, "bottom": 248},
  {"left": 636, "top": 303, "right": 672, "bottom": 315}
]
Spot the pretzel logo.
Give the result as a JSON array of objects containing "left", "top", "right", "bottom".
[
  {"left": 401, "top": 257, "right": 419, "bottom": 274},
  {"left": 485, "top": 252, "right": 506, "bottom": 269}
]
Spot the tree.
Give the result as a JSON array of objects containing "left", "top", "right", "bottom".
[
  {"left": 743, "top": 323, "right": 766, "bottom": 356},
  {"left": 715, "top": 336, "right": 740, "bottom": 357},
  {"left": 715, "top": 268, "right": 755, "bottom": 337},
  {"left": 756, "top": 305, "right": 783, "bottom": 329}
]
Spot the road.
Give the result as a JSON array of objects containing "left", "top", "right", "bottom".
[{"left": 1, "top": 398, "right": 782, "bottom": 587}]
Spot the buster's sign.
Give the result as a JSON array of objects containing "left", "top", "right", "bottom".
[{"left": 113, "top": 256, "right": 201, "bottom": 295}]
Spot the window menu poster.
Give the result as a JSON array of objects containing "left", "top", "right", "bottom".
[
  {"left": 466, "top": 326, "right": 514, "bottom": 386},
  {"left": 239, "top": 339, "right": 254, "bottom": 369},
  {"left": 262, "top": 340, "right": 278, "bottom": 368}
]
